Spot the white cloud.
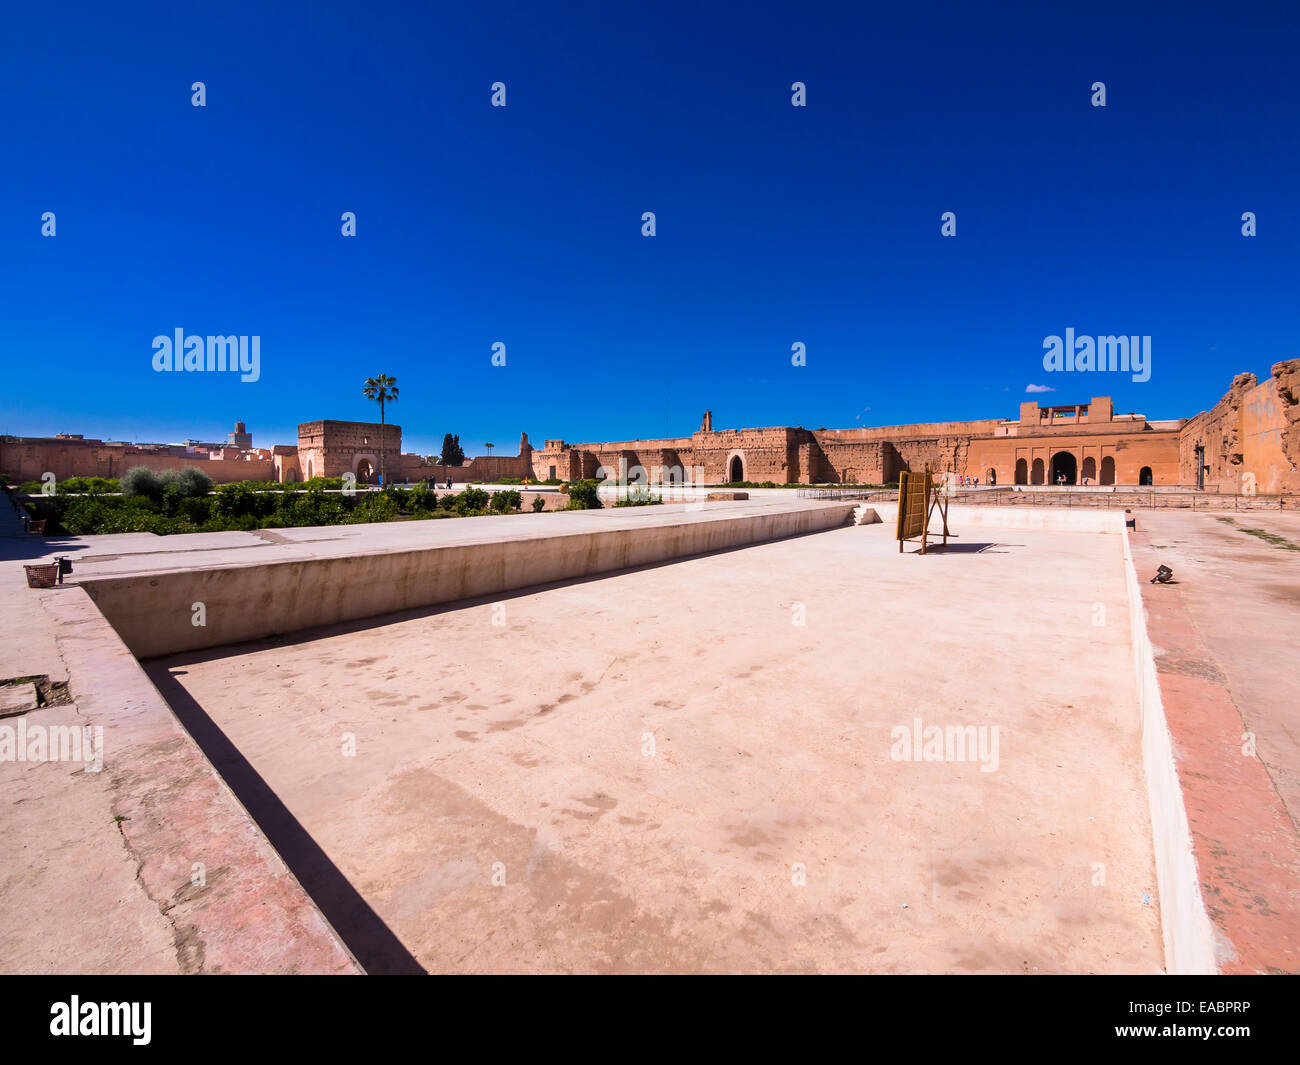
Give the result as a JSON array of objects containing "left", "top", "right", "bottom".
[{"left": 1025, "top": 383, "right": 1056, "bottom": 393}]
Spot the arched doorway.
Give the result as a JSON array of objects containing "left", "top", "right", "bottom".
[
  {"left": 1081, "top": 456, "right": 1096, "bottom": 483},
  {"left": 985, "top": 467, "right": 996, "bottom": 486},
  {"left": 1050, "top": 451, "right": 1077, "bottom": 486},
  {"left": 729, "top": 455, "right": 744, "bottom": 483},
  {"left": 1031, "top": 458, "right": 1045, "bottom": 485},
  {"left": 1015, "top": 458, "right": 1028, "bottom": 485},
  {"left": 285, "top": 468, "right": 299, "bottom": 483},
  {"left": 306, "top": 460, "right": 314, "bottom": 480},
  {"left": 356, "top": 459, "right": 375, "bottom": 484},
  {"left": 1100, "top": 456, "right": 1115, "bottom": 485},
  {"left": 1139, "top": 466, "right": 1153, "bottom": 486}
]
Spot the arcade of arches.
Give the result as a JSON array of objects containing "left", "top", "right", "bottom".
[{"left": 1015, "top": 451, "right": 1117, "bottom": 486}]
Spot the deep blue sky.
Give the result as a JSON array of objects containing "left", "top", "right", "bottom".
[{"left": 1, "top": 1, "right": 1297, "bottom": 457}]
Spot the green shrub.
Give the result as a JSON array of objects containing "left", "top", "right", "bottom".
[
  {"left": 176, "top": 467, "right": 213, "bottom": 497},
  {"left": 60, "top": 475, "right": 118, "bottom": 495},
  {"left": 175, "top": 496, "right": 213, "bottom": 524},
  {"left": 531, "top": 495, "right": 546, "bottom": 512},
  {"left": 561, "top": 480, "right": 601, "bottom": 510},
  {"left": 408, "top": 484, "right": 436, "bottom": 512},
  {"left": 160, "top": 480, "right": 187, "bottom": 514},
  {"left": 351, "top": 493, "right": 399, "bottom": 523},
  {"left": 455, "top": 487, "right": 490, "bottom": 515},
  {"left": 614, "top": 491, "right": 663, "bottom": 507},
  {"left": 490, "top": 489, "right": 522, "bottom": 513},
  {"left": 121, "top": 466, "right": 163, "bottom": 501},
  {"left": 285, "top": 487, "right": 345, "bottom": 526},
  {"left": 59, "top": 496, "right": 175, "bottom": 534},
  {"left": 213, "top": 481, "right": 261, "bottom": 518},
  {"left": 60, "top": 499, "right": 116, "bottom": 535}
]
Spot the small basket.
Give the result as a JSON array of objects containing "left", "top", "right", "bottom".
[
  {"left": 24, "top": 563, "right": 60, "bottom": 589},
  {"left": 28, "top": 519, "right": 46, "bottom": 535}
]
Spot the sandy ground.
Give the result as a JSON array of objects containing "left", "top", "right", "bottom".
[{"left": 149, "top": 521, "right": 1162, "bottom": 973}]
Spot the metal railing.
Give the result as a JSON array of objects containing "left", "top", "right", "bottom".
[
  {"left": 796, "top": 488, "right": 897, "bottom": 501},
  {"left": 939, "top": 488, "right": 1292, "bottom": 510},
  {"left": 796, "top": 485, "right": 1295, "bottom": 510}
]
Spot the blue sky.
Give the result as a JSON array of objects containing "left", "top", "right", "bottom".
[{"left": 1, "top": 1, "right": 1296, "bottom": 457}]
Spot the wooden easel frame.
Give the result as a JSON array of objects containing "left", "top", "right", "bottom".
[{"left": 896, "top": 466, "right": 952, "bottom": 554}]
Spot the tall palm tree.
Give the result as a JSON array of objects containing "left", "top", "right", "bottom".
[{"left": 361, "top": 374, "right": 399, "bottom": 485}]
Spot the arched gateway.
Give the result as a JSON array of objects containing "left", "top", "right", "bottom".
[{"left": 1050, "top": 451, "right": 1077, "bottom": 485}]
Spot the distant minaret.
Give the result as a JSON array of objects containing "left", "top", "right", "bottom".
[
  {"left": 228, "top": 420, "right": 252, "bottom": 450},
  {"left": 700, "top": 410, "right": 713, "bottom": 432}
]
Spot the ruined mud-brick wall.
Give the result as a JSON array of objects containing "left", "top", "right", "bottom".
[
  {"left": 1179, "top": 373, "right": 1253, "bottom": 489},
  {"left": 816, "top": 418, "right": 1004, "bottom": 444},
  {"left": 272, "top": 445, "right": 301, "bottom": 482},
  {"left": 881, "top": 436, "right": 974, "bottom": 481},
  {"left": 1105, "top": 433, "right": 1181, "bottom": 484},
  {"left": 1269, "top": 358, "right": 1300, "bottom": 486},
  {"left": 811, "top": 420, "right": 1002, "bottom": 484},
  {"left": 1180, "top": 363, "right": 1300, "bottom": 494},
  {"left": 810, "top": 438, "right": 887, "bottom": 483},
  {"left": 585, "top": 448, "right": 688, "bottom": 482},
  {"left": 531, "top": 443, "right": 593, "bottom": 481},
  {"left": 684, "top": 427, "right": 802, "bottom": 482},
  {"left": 463, "top": 453, "right": 532, "bottom": 480},
  {"left": 296, "top": 420, "right": 402, "bottom": 480},
  {"left": 537, "top": 421, "right": 995, "bottom": 485},
  {"left": 0, "top": 437, "right": 275, "bottom": 483},
  {"left": 1246, "top": 360, "right": 1300, "bottom": 493},
  {"left": 396, "top": 433, "right": 533, "bottom": 484},
  {"left": 536, "top": 435, "right": 693, "bottom": 482}
]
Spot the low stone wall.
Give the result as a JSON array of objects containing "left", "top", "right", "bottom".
[
  {"left": 0, "top": 439, "right": 275, "bottom": 484},
  {"left": 83, "top": 504, "right": 856, "bottom": 658}
]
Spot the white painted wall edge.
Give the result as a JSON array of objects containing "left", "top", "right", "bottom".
[{"left": 1120, "top": 524, "right": 1218, "bottom": 974}]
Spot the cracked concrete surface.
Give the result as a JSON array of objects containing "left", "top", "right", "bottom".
[{"left": 0, "top": 503, "right": 359, "bottom": 974}]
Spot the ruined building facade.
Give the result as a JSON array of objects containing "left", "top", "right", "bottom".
[{"left": 3, "top": 362, "right": 1297, "bottom": 493}]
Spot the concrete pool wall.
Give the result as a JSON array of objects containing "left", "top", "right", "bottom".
[{"left": 82, "top": 502, "right": 857, "bottom": 659}]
